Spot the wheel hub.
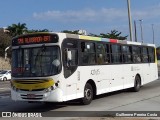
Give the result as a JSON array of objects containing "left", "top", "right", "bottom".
[{"left": 85, "top": 89, "right": 91, "bottom": 100}]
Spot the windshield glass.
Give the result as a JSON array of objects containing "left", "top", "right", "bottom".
[
  {"left": 12, "top": 46, "right": 61, "bottom": 77},
  {"left": 0, "top": 71, "right": 7, "bottom": 74}
]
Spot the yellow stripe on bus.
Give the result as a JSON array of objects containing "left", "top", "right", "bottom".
[
  {"left": 155, "top": 48, "right": 158, "bottom": 64},
  {"left": 12, "top": 79, "right": 54, "bottom": 91},
  {"left": 79, "top": 35, "right": 101, "bottom": 41}
]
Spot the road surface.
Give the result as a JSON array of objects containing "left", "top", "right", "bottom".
[{"left": 0, "top": 79, "right": 160, "bottom": 120}]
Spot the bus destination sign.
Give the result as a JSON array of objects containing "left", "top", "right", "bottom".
[{"left": 12, "top": 34, "right": 58, "bottom": 46}]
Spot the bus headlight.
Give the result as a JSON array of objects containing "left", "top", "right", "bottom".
[{"left": 45, "top": 84, "right": 56, "bottom": 92}]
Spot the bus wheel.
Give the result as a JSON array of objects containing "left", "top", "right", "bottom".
[
  {"left": 132, "top": 75, "right": 141, "bottom": 92},
  {"left": 81, "top": 83, "right": 93, "bottom": 105}
]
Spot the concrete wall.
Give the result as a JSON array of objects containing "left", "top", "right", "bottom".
[
  {"left": 0, "top": 57, "right": 11, "bottom": 70},
  {"left": 158, "top": 60, "right": 160, "bottom": 67}
]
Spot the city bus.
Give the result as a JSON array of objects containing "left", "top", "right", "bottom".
[{"left": 10, "top": 32, "right": 158, "bottom": 105}]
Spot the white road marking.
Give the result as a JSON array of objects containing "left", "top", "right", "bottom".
[
  {"left": 0, "top": 88, "right": 10, "bottom": 91},
  {"left": 0, "top": 88, "right": 10, "bottom": 89}
]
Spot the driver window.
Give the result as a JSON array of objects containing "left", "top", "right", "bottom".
[
  {"left": 63, "top": 48, "right": 78, "bottom": 78},
  {"left": 66, "top": 49, "right": 78, "bottom": 66}
]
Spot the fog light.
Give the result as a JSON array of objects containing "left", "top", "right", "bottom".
[
  {"left": 45, "top": 85, "right": 56, "bottom": 93},
  {"left": 45, "top": 88, "right": 49, "bottom": 92},
  {"left": 55, "top": 83, "right": 58, "bottom": 87}
]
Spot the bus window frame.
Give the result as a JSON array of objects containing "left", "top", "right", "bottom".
[
  {"left": 80, "top": 40, "right": 96, "bottom": 66},
  {"left": 62, "top": 38, "right": 79, "bottom": 78},
  {"left": 110, "top": 43, "right": 122, "bottom": 64},
  {"left": 121, "top": 45, "right": 132, "bottom": 64}
]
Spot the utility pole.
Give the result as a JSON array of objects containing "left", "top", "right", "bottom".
[
  {"left": 134, "top": 20, "right": 137, "bottom": 42},
  {"left": 152, "top": 24, "right": 155, "bottom": 44},
  {"left": 127, "top": 0, "right": 133, "bottom": 41},
  {"left": 139, "top": 19, "right": 143, "bottom": 43}
]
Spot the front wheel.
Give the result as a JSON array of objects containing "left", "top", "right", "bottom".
[
  {"left": 132, "top": 75, "right": 141, "bottom": 92},
  {"left": 80, "top": 83, "right": 93, "bottom": 105},
  {"left": 3, "top": 77, "right": 7, "bottom": 81}
]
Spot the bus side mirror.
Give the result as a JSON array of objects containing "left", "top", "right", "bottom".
[
  {"left": 66, "top": 50, "right": 72, "bottom": 67},
  {"left": 65, "top": 49, "right": 77, "bottom": 67},
  {"left": 67, "top": 50, "right": 72, "bottom": 61}
]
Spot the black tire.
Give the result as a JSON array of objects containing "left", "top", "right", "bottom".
[
  {"left": 3, "top": 77, "right": 7, "bottom": 81},
  {"left": 132, "top": 75, "right": 141, "bottom": 92},
  {"left": 80, "top": 83, "right": 93, "bottom": 105}
]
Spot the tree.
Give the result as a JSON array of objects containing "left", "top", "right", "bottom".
[
  {"left": 100, "top": 30, "right": 128, "bottom": 40},
  {"left": 61, "top": 30, "right": 79, "bottom": 34},
  {"left": 27, "top": 29, "right": 49, "bottom": 33},
  {"left": 7, "top": 23, "right": 28, "bottom": 37},
  {"left": 62, "top": 29, "right": 128, "bottom": 40},
  {"left": 88, "top": 33, "right": 100, "bottom": 37},
  {"left": 0, "top": 29, "right": 12, "bottom": 57},
  {"left": 62, "top": 30, "right": 88, "bottom": 35}
]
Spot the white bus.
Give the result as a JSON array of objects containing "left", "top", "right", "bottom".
[{"left": 11, "top": 32, "right": 158, "bottom": 105}]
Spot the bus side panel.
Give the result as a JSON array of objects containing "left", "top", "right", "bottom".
[
  {"left": 123, "top": 64, "right": 135, "bottom": 89},
  {"left": 141, "top": 64, "right": 151, "bottom": 84},
  {"left": 97, "top": 65, "right": 111, "bottom": 94},
  {"left": 64, "top": 71, "right": 78, "bottom": 101},
  {"left": 77, "top": 66, "right": 99, "bottom": 96},
  {"left": 148, "top": 63, "right": 158, "bottom": 83},
  {"left": 109, "top": 65, "right": 123, "bottom": 92}
]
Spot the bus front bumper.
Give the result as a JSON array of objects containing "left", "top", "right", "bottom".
[{"left": 11, "top": 88, "right": 63, "bottom": 102}]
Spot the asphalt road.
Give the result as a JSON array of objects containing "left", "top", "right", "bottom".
[
  {"left": 0, "top": 79, "right": 160, "bottom": 120},
  {"left": 0, "top": 81, "right": 10, "bottom": 91}
]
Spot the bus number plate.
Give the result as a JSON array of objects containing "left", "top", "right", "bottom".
[{"left": 27, "top": 94, "right": 35, "bottom": 98}]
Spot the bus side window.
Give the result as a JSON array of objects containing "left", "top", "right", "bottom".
[
  {"left": 81, "top": 42, "right": 96, "bottom": 65},
  {"left": 66, "top": 49, "right": 78, "bottom": 66},
  {"left": 148, "top": 47, "right": 155, "bottom": 63},
  {"left": 63, "top": 48, "right": 78, "bottom": 78},
  {"left": 111, "top": 44, "right": 122, "bottom": 63},
  {"left": 122, "top": 45, "right": 132, "bottom": 63},
  {"left": 142, "top": 47, "right": 149, "bottom": 63},
  {"left": 70, "top": 49, "right": 78, "bottom": 66},
  {"left": 105, "top": 44, "right": 110, "bottom": 63},
  {"left": 96, "top": 44, "right": 105, "bottom": 64},
  {"left": 132, "top": 46, "right": 141, "bottom": 63}
]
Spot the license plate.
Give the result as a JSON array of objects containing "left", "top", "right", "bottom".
[{"left": 27, "top": 94, "right": 35, "bottom": 98}]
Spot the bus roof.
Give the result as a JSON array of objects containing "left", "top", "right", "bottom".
[
  {"left": 64, "top": 33, "right": 155, "bottom": 47},
  {"left": 12, "top": 32, "right": 156, "bottom": 47}
]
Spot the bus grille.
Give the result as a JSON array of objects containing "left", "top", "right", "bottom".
[
  {"left": 19, "top": 88, "right": 45, "bottom": 91},
  {"left": 21, "top": 94, "right": 43, "bottom": 100}
]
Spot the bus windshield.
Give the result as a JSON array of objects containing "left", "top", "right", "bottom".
[{"left": 12, "top": 46, "right": 61, "bottom": 77}]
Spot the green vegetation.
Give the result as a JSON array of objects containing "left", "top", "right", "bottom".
[
  {"left": 100, "top": 30, "right": 128, "bottom": 40},
  {"left": 0, "top": 29, "right": 11, "bottom": 57},
  {"left": 7, "top": 23, "right": 27, "bottom": 37},
  {"left": 62, "top": 30, "right": 128, "bottom": 40}
]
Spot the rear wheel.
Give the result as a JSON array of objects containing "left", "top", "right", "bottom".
[
  {"left": 80, "top": 83, "right": 93, "bottom": 105},
  {"left": 132, "top": 75, "right": 141, "bottom": 92}
]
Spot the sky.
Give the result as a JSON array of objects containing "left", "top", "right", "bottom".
[{"left": 1, "top": 0, "right": 160, "bottom": 46}]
